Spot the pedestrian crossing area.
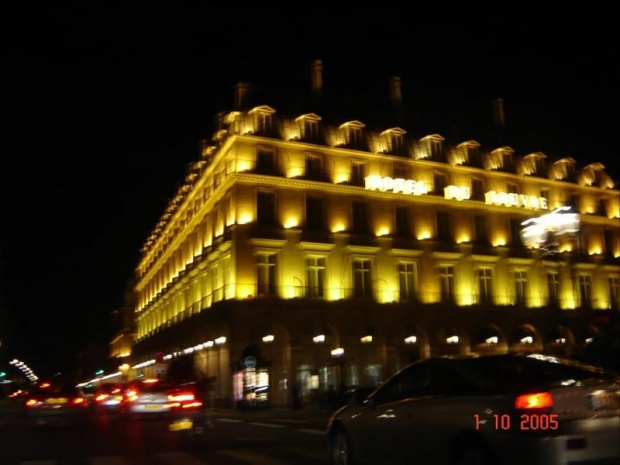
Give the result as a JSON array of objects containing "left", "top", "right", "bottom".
[{"left": 9, "top": 445, "right": 330, "bottom": 465}]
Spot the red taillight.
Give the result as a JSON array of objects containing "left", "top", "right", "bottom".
[
  {"left": 168, "top": 392, "right": 195, "bottom": 402},
  {"left": 515, "top": 392, "right": 554, "bottom": 409}
]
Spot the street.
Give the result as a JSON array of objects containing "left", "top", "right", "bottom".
[{"left": 0, "top": 405, "right": 330, "bottom": 465}]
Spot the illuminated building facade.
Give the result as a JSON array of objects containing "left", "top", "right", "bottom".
[{"left": 131, "top": 69, "right": 619, "bottom": 406}]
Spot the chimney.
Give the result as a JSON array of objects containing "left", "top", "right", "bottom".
[
  {"left": 233, "top": 82, "right": 249, "bottom": 110},
  {"left": 492, "top": 97, "right": 506, "bottom": 132},
  {"left": 390, "top": 76, "right": 403, "bottom": 109},
  {"left": 310, "top": 59, "right": 323, "bottom": 99}
]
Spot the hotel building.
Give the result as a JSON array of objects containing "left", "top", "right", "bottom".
[{"left": 130, "top": 67, "right": 619, "bottom": 407}]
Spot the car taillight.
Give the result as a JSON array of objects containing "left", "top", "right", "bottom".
[
  {"left": 72, "top": 397, "right": 87, "bottom": 406},
  {"left": 26, "top": 399, "right": 38, "bottom": 407},
  {"left": 168, "top": 392, "right": 195, "bottom": 402},
  {"left": 515, "top": 392, "right": 554, "bottom": 409},
  {"left": 96, "top": 394, "right": 109, "bottom": 402}
]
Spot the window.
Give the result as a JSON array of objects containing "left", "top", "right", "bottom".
[
  {"left": 610, "top": 276, "right": 619, "bottom": 310},
  {"left": 428, "top": 139, "right": 444, "bottom": 161},
  {"left": 256, "top": 148, "right": 276, "bottom": 175},
  {"left": 540, "top": 189, "right": 549, "bottom": 205},
  {"left": 598, "top": 198, "right": 608, "bottom": 216},
  {"left": 466, "top": 145, "right": 481, "bottom": 167},
  {"left": 604, "top": 229, "right": 616, "bottom": 256},
  {"left": 436, "top": 210, "right": 451, "bottom": 242},
  {"left": 389, "top": 133, "right": 404, "bottom": 155},
  {"left": 350, "top": 162, "right": 366, "bottom": 186},
  {"left": 534, "top": 157, "right": 547, "bottom": 176},
  {"left": 305, "top": 196, "right": 325, "bottom": 230},
  {"left": 399, "top": 262, "right": 417, "bottom": 302},
  {"left": 515, "top": 271, "right": 527, "bottom": 306},
  {"left": 353, "top": 259, "right": 372, "bottom": 299},
  {"left": 510, "top": 219, "right": 523, "bottom": 247},
  {"left": 579, "top": 275, "right": 591, "bottom": 308},
  {"left": 393, "top": 163, "right": 409, "bottom": 179},
  {"left": 433, "top": 172, "right": 447, "bottom": 196},
  {"left": 255, "top": 112, "right": 273, "bottom": 135},
  {"left": 352, "top": 201, "right": 369, "bottom": 234},
  {"left": 256, "top": 253, "right": 277, "bottom": 296},
  {"left": 507, "top": 182, "right": 519, "bottom": 194},
  {"left": 302, "top": 119, "right": 319, "bottom": 141},
  {"left": 471, "top": 178, "right": 485, "bottom": 201},
  {"left": 346, "top": 126, "right": 363, "bottom": 148},
  {"left": 547, "top": 271, "right": 560, "bottom": 306},
  {"left": 439, "top": 265, "right": 455, "bottom": 303},
  {"left": 474, "top": 215, "right": 488, "bottom": 245},
  {"left": 306, "top": 257, "right": 325, "bottom": 298},
  {"left": 305, "top": 154, "right": 323, "bottom": 180},
  {"left": 257, "top": 191, "right": 276, "bottom": 226},
  {"left": 477, "top": 268, "right": 493, "bottom": 304},
  {"left": 395, "top": 206, "right": 411, "bottom": 238}
]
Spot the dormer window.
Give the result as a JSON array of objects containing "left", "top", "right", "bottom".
[
  {"left": 296, "top": 113, "right": 322, "bottom": 142},
  {"left": 488, "top": 147, "right": 515, "bottom": 172},
  {"left": 419, "top": 134, "right": 445, "bottom": 161},
  {"left": 454, "top": 141, "right": 481, "bottom": 167},
  {"left": 339, "top": 121, "right": 365, "bottom": 150},
  {"left": 249, "top": 105, "right": 276, "bottom": 136},
  {"left": 553, "top": 157, "right": 577, "bottom": 182},
  {"left": 521, "top": 152, "right": 547, "bottom": 177},
  {"left": 380, "top": 127, "right": 407, "bottom": 155}
]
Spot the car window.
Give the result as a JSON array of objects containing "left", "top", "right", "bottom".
[
  {"left": 373, "top": 364, "right": 432, "bottom": 405},
  {"left": 451, "top": 356, "right": 617, "bottom": 393}
]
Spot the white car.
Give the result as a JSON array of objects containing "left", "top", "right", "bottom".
[{"left": 328, "top": 354, "right": 620, "bottom": 465}]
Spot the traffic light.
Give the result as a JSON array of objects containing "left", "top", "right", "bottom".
[
  {"left": 95, "top": 369, "right": 104, "bottom": 375},
  {"left": 0, "top": 372, "right": 6, "bottom": 378}
]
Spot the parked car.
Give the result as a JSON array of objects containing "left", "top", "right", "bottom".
[
  {"left": 327, "top": 354, "right": 620, "bottom": 465},
  {"left": 25, "top": 381, "right": 90, "bottom": 427}
]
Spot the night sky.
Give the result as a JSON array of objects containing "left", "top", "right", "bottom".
[{"left": 2, "top": 6, "right": 618, "bottom": 378}]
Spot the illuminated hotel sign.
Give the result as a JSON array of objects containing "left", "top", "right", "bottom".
[
  {"left": 520, "top": 206, "right": 580, "bottom": 249},
  {"left": 365, "top": 175, "right": 428, "bottom": 196},
  {"left": 485, "top": 191, "right": 548, "bottom": 210},
  {"left": 444, "top": 185, "right": 470, "bottom": 201}
]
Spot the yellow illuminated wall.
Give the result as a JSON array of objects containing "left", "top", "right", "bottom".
[{"left": 134, "top": 107, "right": 620, "bottom": 343}]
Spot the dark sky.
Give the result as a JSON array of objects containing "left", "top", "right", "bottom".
[{"left": 2, "top": 6, "right": 618, "bottom": 378}]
